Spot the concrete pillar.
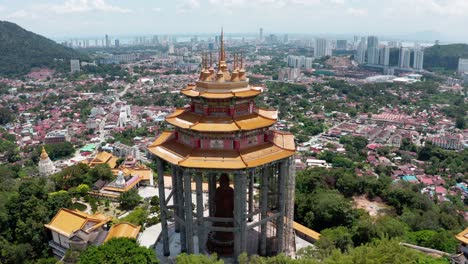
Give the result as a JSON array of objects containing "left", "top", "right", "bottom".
[
  {"left": 276, "top": 160, "right": 287, "bottom": 253},
  {"left": 156, "top": 158, "right": 170, "bottom": 256},
  {"left": 248, "top": 170, "right": 254, "bottom": 222},
  {"left": 172, "top": 165, "right": 180, "bottom": 233},
  {"left": 208, "top": 173, "right": 216, "bottom": 217},
  {"left": 259, "top": 166, "right": 269, "bottom": 256},
  {"left": 195, "top": 172, "right": 205, "bottom": 253},
  {"left": 234, "top": 171, "right": 247, "bottom": 258},
  {"left": 177, "top": 167, "right": 186, "bottom": 253},
  {"left": 183, "top": 170, "right": 194, "bottom": 254}
]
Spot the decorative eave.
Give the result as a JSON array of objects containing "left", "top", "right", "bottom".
[
  {"left": 147, "top": 130, "right": 295, "bottom": 169},
  {"left": 165, "top": 109, "right": 277, "bottom": 132},
  {"left": 181, "top": 86, "right": 261, "bottom": 99}
]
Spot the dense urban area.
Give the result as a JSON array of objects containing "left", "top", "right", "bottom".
[{"left": 0, "top": 16, "right": 467, "bottom": 264}]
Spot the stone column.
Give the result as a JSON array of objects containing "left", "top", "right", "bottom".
[
  {"left": 276, "top": 160, "right": 287, "bottom": 253},
  {"left": 156, "top": 158, "right": 170, "bottom": 256},
  {"left": 177, "top": 167, "right": 186, "bottom": 253},
  {"left": 234, "top": 171, "right": 247, "bottom": 258},
  {"left": 248, "top": 170, "right": 254, "bottom": 222},
  {"left": 195, "top": 172, "right": 205, "bottom": 253},
  {"left": 259, "top": 166, "right": 269, "bottom": 256},
  {"left": 172, "top": 165, "right": 180, "bottom": 233},
  {"left": 183, "top": 170, "right": 194, "bottom": 254}
]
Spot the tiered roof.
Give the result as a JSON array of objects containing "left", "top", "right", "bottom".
[{"left": 148, "top": 30, "right": 295, "bottom": 170}]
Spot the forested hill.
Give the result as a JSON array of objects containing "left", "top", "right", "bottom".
[
  {"left": 0, "top": 21, "right": 86, "bottom": 76},
  {"left": 424, "top": 43, "right": 468, "bottom": 71}
]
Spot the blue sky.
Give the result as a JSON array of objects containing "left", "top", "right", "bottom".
[{"left": 0, "top": 0, "right": 467, "bottom": 41}]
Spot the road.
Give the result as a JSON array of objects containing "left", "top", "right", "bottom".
[{"left": 98, "top": 83, "right": 132, "bottom": 143}]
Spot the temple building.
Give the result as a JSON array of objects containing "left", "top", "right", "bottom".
[
  {"left": 82, "top": 152, "right": 154, "bottom": 199},
  {"left": 44, "top": 208, "right": 141, "bottom": 259},
  {"left": 39, "top": 146, "right": 56, "bottom": 177},
  {"left": 148, "top": 30, "right": 296, "bottom": 260}
]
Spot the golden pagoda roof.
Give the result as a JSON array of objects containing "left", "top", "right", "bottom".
[
  {"left": 165, "top": 109, "right": 277, "bottom": 132},
  {"left": 44, "top": 208, "right": 111, "bottom": 237},
  {"left": 105, "top": 222, "right": 141, "bottom": 242},
  {"left": 455, "top": 228, "right": 468, "bottom": 244},
  {"left": 148, "top": 130, "right": 295, "bottom": 169},
  {"left": 40, "top": 146, "right": 49, "bottom": 160},
  {"left": 181, "top": 85, "right": 261, "bottom": 99}
]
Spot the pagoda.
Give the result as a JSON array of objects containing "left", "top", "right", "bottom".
[
  {"left": 148, "top": 29, "right": 296, "bottom": 259},
  {"left": 39, "top": 146, "right": 55, "bottom": 177}
]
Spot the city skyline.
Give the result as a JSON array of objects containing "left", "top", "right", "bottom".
[{"left": 0, "top": 0, "right": 468, "bottom": 42}]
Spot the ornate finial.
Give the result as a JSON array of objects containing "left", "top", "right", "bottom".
[
  {"left": 210, "top": 52, "right": 213, "bottom": 68},
  {"left": 240, "top": 51, "right": 244, "bottom": 69},
  {"left": 220, "top": 27, "right": 225, "bottom": 62},
  {"left": 40, "top": 145, "right": 49, "bottom": 160}
]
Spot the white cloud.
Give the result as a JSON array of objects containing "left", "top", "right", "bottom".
[
  {"left": 153, "top": 7, "right": 162, "bottom": 12},
  {"left": 0, "top": 5, "right": 6, "bottom": 12},
  {"left": 6, "top": 9, "right": 39, "bottom": 19},
  {"left": 347, "top": 7, "right": 367, "bottom": 16},
  {"left": 177, "top": 0, "right": 201, "bottom": 13},
  {"left": 50, "top": 0, "right": 131, "bottom": 14}
]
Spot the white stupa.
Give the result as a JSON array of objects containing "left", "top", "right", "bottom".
[{"left": 39, "top": 146, "right": 55, "bottom": 177}]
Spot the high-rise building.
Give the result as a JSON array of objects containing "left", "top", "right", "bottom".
[
  {"left": 168, "top": 44, "right": 175, "bottom": 54},
  {"left": 366, "top": 36, "right": 379, "bottom": 64},
  {"left": 105, "top": 34, "right": 110, "bottom": 48},
  {"left": 367, "top": 36, "right": 379, "bottom": 49},
  {"left": 379, "top": 46, "right": 390, "bottom": 66},
  {"left": 367, "top": 47, "right": 380, "bottom": 65},
  {"left": 283, "top": 34, "right": 289, "bottom": 44},
  {"left": 305, "top": 58, "right": 314, "bottom": 70},
  {"left": 115, "top": 39, "right": 120, "bottom": 48},
  {"left": 259, "top": 27, "right": 263, "bottom": 42},
  {"left": 70, "top": 59, "right": 80, "bottom": 73},
  {"left": 457, "top": 58, "right": 468, "bottom": 73},
  {"left": 413, "top": 49, "right": 424, "bottom": 70},
  {"left": 355, "top": 37, "right": 366, "bottom": 64},
  {"left": 336, "top": 40, "right": 347, "bottom": 50},
  {"left": 315, "top": 38, "right": 332, "bottom": 58},
  {"left": 399, "top": 48, "right": 411, "bottom": 68}
]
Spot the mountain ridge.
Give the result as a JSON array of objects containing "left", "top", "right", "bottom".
[{"left": 0, "top": 20, "right": 87, "bottom": 77}]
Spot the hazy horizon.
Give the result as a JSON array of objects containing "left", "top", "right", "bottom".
[{"left": 1, "top": 0, "right": 468, "bottom": 42}]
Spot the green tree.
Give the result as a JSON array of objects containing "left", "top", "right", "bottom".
[
  {"left": 119, "top": 189, "right": 141, "bottom": 210},
  {"left": 78, "top": 238, "right": 158, "bottom": 264}
]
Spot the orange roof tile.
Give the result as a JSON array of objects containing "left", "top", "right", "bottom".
[
  {"left": 44, "top": 208, "right": 111, "bottom": 237},
  {"left": 105, "top": 222, "right": 141, "bottom": 242},
  {"left": 234, "top": 114, "right": 276, "bottom": 130},
  {"left": 257, "top": 108, "right": 278, "bottom": 120},
  {"left": 180, "top": 149, "right": 246, "bottom": 169},
  {"left": 272, "top": 131, "right": 296, "bottom": 151},
  {"left": 455, "top": 228, "right": 468, "bottom": 244},
  {"left": 149, "top": 131, "right": 174, "bottom": 147},
  {"left": 293, "top": 221, "right": 321, "bottom": 241},
  {"left": 233, "top": 89, "right": 261, "bottom": 98},
  {"left": 240, "top": 143, "right": 295, "bottom": 167},
  {"left": 191, "top": 116, "right": 240, "bottom": 132}
]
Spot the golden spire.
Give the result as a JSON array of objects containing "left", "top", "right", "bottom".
[
  {"left": 40, "top": 145, "right": 49, "bottom": 160},
  {"left": 239, "top": 51, "right": 246, "bottom": 81},
  {"left": 220, "top": 27, "right": 225, "bottom": 62}
]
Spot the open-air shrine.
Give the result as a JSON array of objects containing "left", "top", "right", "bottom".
[{"left": 148, "top": 29, "right": 297, "bottom": 260}]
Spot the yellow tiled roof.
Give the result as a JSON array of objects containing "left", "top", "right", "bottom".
[
  {"left": 293, "top": 221, "right": 321, "bottom": 241},
  {"left": 181, "top": 87, "right": 261, "bottom": 99},
  {"left": 455, "top": 228, "right": 468, "bottom": 244},
  {"left": 165, "top": 110, "right": 277, "bottom": 132},
  {"left": 148, "top": 130, "right": 295, "bottom": 169},
  {"left": 44, "top": 208, "right": 111, "bottom": 237},
  {"left": 105, "top": 222, "right": 141, "bottom": 242}
]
